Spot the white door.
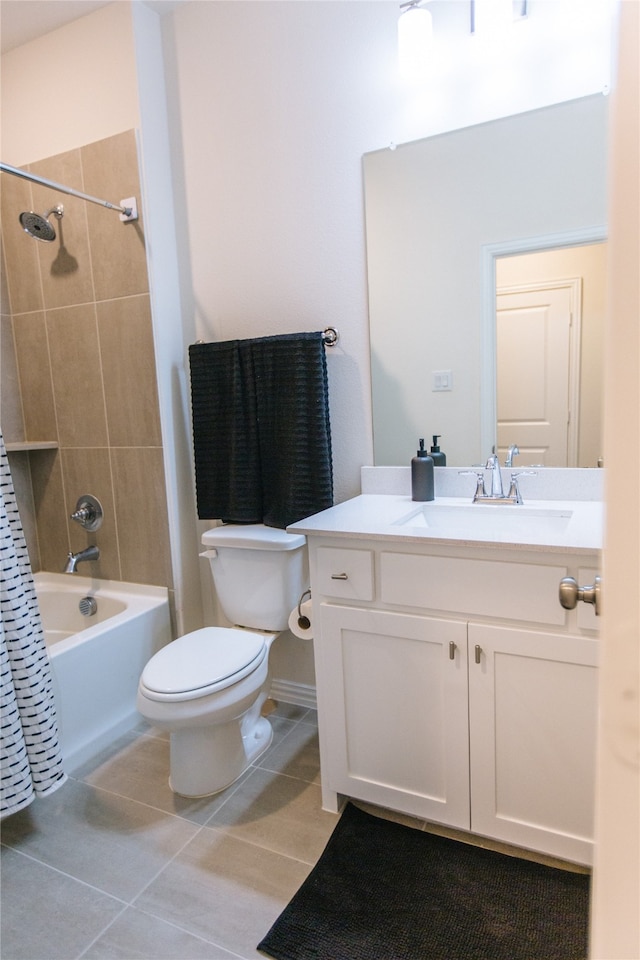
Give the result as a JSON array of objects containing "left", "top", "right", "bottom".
[
  {"left": 590, "top": 0, "right": 639, "bottom": 953},
  {"left": 496, "top": 280, "right": 581, "bottom": 466}
]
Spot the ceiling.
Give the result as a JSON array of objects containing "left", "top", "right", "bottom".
[{"left": 0, "top": 0, "right": 182, "bottom": 55}]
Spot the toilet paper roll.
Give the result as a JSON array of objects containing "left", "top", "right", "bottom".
[{"left": 288, "top": 600, "right": 314, "bottom": 640}]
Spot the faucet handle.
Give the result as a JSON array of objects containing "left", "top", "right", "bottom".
[
  {"left": 507, "top": 470, "right": 537, "bottom": 504},
  {"left": 459, "top": 470, "right": 486, "bottom": 501}
]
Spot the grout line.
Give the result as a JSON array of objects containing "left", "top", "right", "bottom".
[{"left": 1, "top": 840, "right": 130, "bottom": 907}]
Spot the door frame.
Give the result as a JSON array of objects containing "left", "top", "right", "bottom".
[{"left": 480, "top": 225, "right": 606, "bottom": 459}]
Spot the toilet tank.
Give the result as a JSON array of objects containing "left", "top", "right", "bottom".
[{"left": 201, "top": 524, "right": 308, "bottom": 631}]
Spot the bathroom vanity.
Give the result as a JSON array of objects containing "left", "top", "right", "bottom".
[{"left": 289, "top": 469, "right": 602, "bottom": 866}]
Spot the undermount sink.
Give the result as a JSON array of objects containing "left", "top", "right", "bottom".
[{"left": 395, "top": 502, "right": 574, "bottom": 537}]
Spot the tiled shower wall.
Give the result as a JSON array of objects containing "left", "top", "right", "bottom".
[{"left": 0, "top": 130, "right": 173, "bottom": 594}]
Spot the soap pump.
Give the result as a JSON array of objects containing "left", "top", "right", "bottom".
[
  {"left": 411, "top": 439, "right": 434, "bottom": 502},
  {"left": 429, "top": 435, "right": 447, "bottom": 466}
]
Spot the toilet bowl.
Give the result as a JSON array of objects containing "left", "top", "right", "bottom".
[{"left": 137, "top": 525, "right": 308, "bottom": 797}]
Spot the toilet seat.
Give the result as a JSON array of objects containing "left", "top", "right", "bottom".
[{"left": 140, "top": 627, "right": 267, "bottom": 703}]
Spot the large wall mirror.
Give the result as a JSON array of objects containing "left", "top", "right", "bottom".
[{"left": 364, "top": 95, "right": 608, "bottom": 468}]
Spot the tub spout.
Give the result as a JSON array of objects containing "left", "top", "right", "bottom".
[{"left": 64, "top": 545, "right": 99, "bottom": 574}]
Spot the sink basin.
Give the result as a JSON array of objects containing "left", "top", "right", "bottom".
[{"left": 395, "top": 502, "right": 573, "bottom": 538}]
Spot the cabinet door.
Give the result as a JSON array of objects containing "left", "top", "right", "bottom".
[
  {"left": 468, "top": 623, "right": 598, "bottom": 865},
  {"left": 318, "top": 604, "right": 469, "bottom": 826}
]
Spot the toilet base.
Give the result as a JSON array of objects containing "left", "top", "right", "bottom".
[{"left": 169, "top": 714, "right": 273, "bottom": 798}]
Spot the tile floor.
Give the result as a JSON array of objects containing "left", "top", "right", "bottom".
[
  {"left": 0, "top": 703, "right": 339, "bottom": 960},
  {"left": 1, "top": 700, "right": 590, "bottom": 960}
]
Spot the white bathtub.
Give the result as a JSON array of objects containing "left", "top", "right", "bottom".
[{"left": 35, "top": 572, "right": 172, "bottom": 773}]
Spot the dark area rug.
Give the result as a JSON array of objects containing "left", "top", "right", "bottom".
[{"left": 257, "top": 802, "right": 590, "bottom": 960}]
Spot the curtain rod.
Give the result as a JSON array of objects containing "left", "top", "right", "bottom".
[{"left": 0, "top": 162, "right": 138, "bottom": 222}]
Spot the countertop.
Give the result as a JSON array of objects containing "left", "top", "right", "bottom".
[{"left": 288, "top": 494, "right": 603, "bottom": 555}]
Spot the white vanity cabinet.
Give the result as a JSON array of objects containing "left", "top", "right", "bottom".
[{"left": 308, "top": 538, "right": 599, "bottom": 866}]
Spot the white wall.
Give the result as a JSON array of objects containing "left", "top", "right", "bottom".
[
  {"left": 0, "top": 2, "right": 139, "bottom": 164},
  {"left": 167, "top": 0, "right": 613, "bottom": 501}
]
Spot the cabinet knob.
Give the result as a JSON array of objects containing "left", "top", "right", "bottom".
[
  {"left": 330, "top": 572, "right": 349, "bottom": 580},
  {"left": 449, "top": 641, "right": 456, "bottom": 660},
  {"left": 475, "top": 644, "right": 482, "bottom": 664},
  {"left": 559, "top": 576, "right": 602, "bottom": 616}
]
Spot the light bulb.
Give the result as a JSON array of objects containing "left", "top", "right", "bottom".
[{"left": 398, "top": 5, "right": 433, "bottom": 81}]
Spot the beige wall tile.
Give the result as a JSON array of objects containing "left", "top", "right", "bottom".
[
  {"left": 61, "top": 447, "right": 121, "bottom": 581},
  {"left": 1, "top": 316, "right": 25, "bottom": 442},
  {"left": 30, "top": 449, "right": 68, "bottom": 573},
  {"left": 30, "top": 150, "right": 94, "bottom": 310},
  {"left": 46, "top": 304, "right": 109, "bottom": 447},
  {"left": 7, "top": 451, "right": 40, "bottom": 571},
  {"left": 1, "top": 233, "right": 10, "bottom": 314},
  {"left": 82, "top": 131, "right": 148, "bottom": 301},
  {"left": 12, "top": 312, "right": 58, "bottom": 442},
  {"left": 97, "top": 295, "right": 162, "bottom": 447},
  {"left": 111, "top": 447, "right": 173, "bottom": 588},
  {"left": 0, "top": 173, "right": 44, "bottom": 314},
  {"left": 3, "top": 131, "right": 170, "bottom": 588}
]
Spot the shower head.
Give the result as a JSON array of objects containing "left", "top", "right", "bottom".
[{"left": 19, "top": 205, "right": 64, "bottom": 242}]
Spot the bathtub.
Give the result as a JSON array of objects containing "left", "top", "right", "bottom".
[{"left": 34, "top": 572, "right": 172, "bottom": 773}]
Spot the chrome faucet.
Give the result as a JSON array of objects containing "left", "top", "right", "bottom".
[
  {"left": 485, "top": 453, "right": 505, "bottom": 497},
  {"left": 459, "top": 454, "right": 537, "bottom": 504},
  {"left": 505, "top": 444, "right": 520, "bottom": 467},
  {"left": 64, "top": 545, "right": 99, "bottom": 574}
]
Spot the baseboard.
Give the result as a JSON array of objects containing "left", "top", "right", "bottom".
[{"left": 269, "top": 678, "right": 317, "bottom": 710}]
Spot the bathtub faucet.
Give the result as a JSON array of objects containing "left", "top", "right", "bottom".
[{"left": 64, "top": 545, "right": 100, "bottom": 574}]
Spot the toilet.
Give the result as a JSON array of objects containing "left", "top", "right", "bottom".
[{"left": 137, "top": 524, "right": 308, "bottom": 797}]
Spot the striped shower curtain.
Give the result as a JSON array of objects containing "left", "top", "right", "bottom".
[{"left": 0, "top": 432, "right": 66, "bottom": 818}]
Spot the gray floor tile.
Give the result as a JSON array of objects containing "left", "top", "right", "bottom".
[
  {"left": 0, "top": 846, "right": 125, "bottom": 960},
  {"left": 205, "top": 767, "right": 338, "bottom": 864},
  {"left": 269, "top": 701, "right": 312, "bottom": 723},
  {"left": 0, "top": 779, "right": 199, "bottom": 901},
  {"left": 82, "top": 906, "right": 241, "bottom": 959},
  {"left": 257, "top": 721, "right": 321, "bottom": 784},
  {"left": 134, "top": 827, "right": 310, "bottom": 960},
  {"left": 77, "top": 733, "right": 254, "bottom": 825}
]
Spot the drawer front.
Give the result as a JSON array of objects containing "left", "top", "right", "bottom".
[
  {"left": 381, "top": 552, "right": 568, "bottom": 625},
  {"left": 316, "top": 547, "right": 374, "bottom": 601}
]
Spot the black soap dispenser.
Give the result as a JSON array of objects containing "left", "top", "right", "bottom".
[
  {"left": 411, "top": 439, "right": 434, "bottom": 501},
  {"left": 429, "top": 435, "right": 447, "bottom": 467}
]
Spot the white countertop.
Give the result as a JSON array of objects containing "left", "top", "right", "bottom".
[{"left": 288, "top": 494, "right": 603, "bottom": 555}]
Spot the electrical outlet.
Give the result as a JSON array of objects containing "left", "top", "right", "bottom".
[{"left": 432, "top": 370, "right": 452, "bottom": 391}]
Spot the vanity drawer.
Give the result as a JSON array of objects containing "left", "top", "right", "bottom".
[
  {"left": 380, "top": 553, "right": 567, "bottom": 625},
  {"left": 316, "top": 547, "right": 374, "bottom": 601}
]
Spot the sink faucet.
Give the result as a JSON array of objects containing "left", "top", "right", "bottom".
[
  {"left": 459, "top": 456, "right": 537, "bottom": 504},
  {"left": 505, "top": 444, "right": 520, "bottom": 467},
  {"left": 64, "top": 544, "right": 99, "bottom": 574},
  {"left": 485, "top": 454, "right": 505, "bottom": 498}
]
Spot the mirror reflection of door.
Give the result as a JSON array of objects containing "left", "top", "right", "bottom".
[
  {"left": 495, "top": 243, "right": 607, "bottom": 468},
  {"left": 497, "top": 281, "right": 579, "bottom": 466}
]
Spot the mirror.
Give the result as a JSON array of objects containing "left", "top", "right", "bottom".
[{"left": 364, "top": 95, "right": 608, "bottom": 468}]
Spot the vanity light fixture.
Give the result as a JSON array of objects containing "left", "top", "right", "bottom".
[
  {"left": 398, "top": 0, "right": 433, "bottom": 80},
  {"left": 470, "top": 0, "right": 528, "bottom": 34}
]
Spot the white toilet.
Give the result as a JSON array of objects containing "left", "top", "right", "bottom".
[{"left": 137, "top": 524, "right": 308, "bottom": 797}]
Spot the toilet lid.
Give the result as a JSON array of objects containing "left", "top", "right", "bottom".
[{"left": 141, "top": 627, "right": 266, "bottom": 697}]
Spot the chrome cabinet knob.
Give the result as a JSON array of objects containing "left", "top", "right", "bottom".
[{"left": 559, "top": 576, "right": 602, "bottom": 616}]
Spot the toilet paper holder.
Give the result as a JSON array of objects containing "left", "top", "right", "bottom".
[{"left": 297, "top": 589, "right": 312, "bottom": 629}]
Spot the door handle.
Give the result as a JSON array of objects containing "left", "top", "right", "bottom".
[{"left": 559, "top": 575, "right": 602, "bottom": 616}]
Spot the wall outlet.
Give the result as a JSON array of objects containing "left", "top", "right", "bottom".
[{"left": 432, "top": 370, "right": 453, "bottom": 391}]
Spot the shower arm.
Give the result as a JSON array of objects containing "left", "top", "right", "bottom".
[{"left": 0, "top": 162, "right": 138, "bottom": 222}]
